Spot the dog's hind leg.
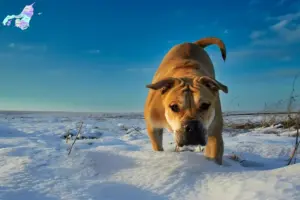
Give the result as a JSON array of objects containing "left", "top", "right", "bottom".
[{"left": 146, "top": 123, "right": 164, "bottom": 151}]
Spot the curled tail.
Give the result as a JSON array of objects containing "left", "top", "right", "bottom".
[{"left": 194, "top": 37, "right": 227, "bottom": 61}]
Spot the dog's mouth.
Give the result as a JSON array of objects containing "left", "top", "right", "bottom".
[
  {"left": 174, "top": 128, "right": 208, "bottom": 148},
  {"left": 173, "top": 131, "right": 206, "bottom": 152}
]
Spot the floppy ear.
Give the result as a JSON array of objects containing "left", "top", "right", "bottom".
[
  {"left": 197, "top": 76, "right": 228, "bottom": 94},
  {"left": 146, "top": 77, "right": 177, "bottom": 94}
]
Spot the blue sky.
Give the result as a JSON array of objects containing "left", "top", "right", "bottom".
[{"left": 0, "top": 0, "right": 300, "bottom": 112}]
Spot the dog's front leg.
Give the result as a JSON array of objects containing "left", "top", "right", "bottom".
[
  {"left": 204, "top": 134, "right": 224, "bottom": 165},
  {"left": 146, "top": 123, "right": 164, "bottom": 151}
]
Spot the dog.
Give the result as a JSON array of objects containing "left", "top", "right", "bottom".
[{"left": 144, "top": 37, "right": 228, "bottom": 165}]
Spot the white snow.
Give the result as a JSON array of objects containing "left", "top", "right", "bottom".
[{"left": 0, "top": 112, "right": 299, "bottom": 200}]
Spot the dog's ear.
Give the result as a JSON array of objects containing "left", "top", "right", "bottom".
[
  {"left": 146, "top": 77, "right": 177, "bottom": 94},
  {"left": 195, "top": 76, "right": 228, "bottom": 94}
]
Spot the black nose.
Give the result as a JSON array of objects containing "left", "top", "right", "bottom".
[
  {"left": 184, "top": 120, "right": 199, "bottom": 133},
  {"left": 183, "top": 120, "right": 207, "bottom": 146}
]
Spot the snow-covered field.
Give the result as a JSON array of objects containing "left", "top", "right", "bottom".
[{"left": 0, "top": 112, "right": 299, "bottom": 200}]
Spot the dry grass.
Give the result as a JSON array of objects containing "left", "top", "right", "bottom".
[
  {"left": 226, "top": 121, "right": 261, "bottom": 130},
  {"left": 286, "top": 75, "right": 299, "bottom": 165},
  {"left": 67, "top": 121, "right": 84, "bottom": 156},
  {"left": 225, "top": 115, "right": 298, "bottom": 130},
  {"left": 227, "top": 74, "right": 299, "bottom": 165},
  {"left": 226, "top": 75, "right": 299, "bottom": 134}
]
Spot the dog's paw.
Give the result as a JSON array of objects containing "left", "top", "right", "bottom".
[{"left": 204, "top": 156, "right": 223, "bottom": 165}]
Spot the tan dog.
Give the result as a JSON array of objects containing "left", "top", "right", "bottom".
[{"left": 144, "top": 37, "right": 228, "bottom": 165}]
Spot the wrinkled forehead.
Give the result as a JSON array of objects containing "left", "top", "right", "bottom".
[
  {"left": 166, "top": 84, "right": 202, "bottom": 106},
  {"left": 167, "top": 78, "right": 217, "bottom": 105}
]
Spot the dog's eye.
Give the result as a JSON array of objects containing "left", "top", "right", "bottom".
[
  {"left": 199, "top": 103, "right": 211, "bottom": 111},
  {"left": 169, "top": 104, "right": 180, "bottom": 112}
]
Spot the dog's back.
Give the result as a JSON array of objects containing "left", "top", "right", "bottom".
[{"left": 152, "top": 43, "right": 216, "bottom": 83}]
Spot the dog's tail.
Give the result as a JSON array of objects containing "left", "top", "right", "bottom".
[{"left": 194, "top": 37, "right": 227, "bottom": 61}]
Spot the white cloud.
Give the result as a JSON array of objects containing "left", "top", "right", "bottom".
[
  {"left": 249, "top": 0, "right": 260, "bottom": 6},
  {"left": 249, "top": 31, "right": 266, "bottom": 39},
  {"left": 8, "top": 43, "right": 47, "bottom": 51},
  {"left": 270, "top": 20, "right": 289, "bottom": 31},
  {"left": 87, "top": 49, "right": 101, "bottom": 54},
  {"left": 276, "top": 0, "right": 288, "bottom": 6},
  {"left": 18, "top": 45, "right": 34, "bottom": 51},
  {"left": 269, "top": 68, "right": 300, "bottom": 78},
  {"left": 224, "top": 29, "right": 229, "bottom": 34},
  {"left": 0, "top": 52, "right": 13, "bottom": 57},
  {"left": 8, "top": 43, "right": 15, "bottom": 48},
  {"left": 267, "top": 11, "right": 300, "bottom": 22},
  {"left": 251, "top": 11, "right": 300, "bottom": 46},
  {"left": 280, "top": 56, "right": 292, "bottom": 62},
  {"left": 251, "top": 38, "right": 282, "bottom": 46},
  {"left": 225, "top": 48, "right": 294, "bottom": 63},
  {"left": 228, "top": 49, "right": 281, "bottom": 57}
]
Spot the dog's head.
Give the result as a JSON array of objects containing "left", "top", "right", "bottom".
[{"left": 146, "top": 76, "right": 228, "bottom": 147}]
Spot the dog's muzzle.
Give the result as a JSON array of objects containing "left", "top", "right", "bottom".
[{"left": 177, "top": 120, "right": 207, "bottom": 147}]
